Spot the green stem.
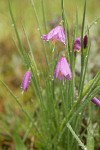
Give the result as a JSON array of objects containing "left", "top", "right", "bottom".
[
  {"left": 61, "top": 0, "right": 65, "bottom": 28},
  {"left": 41, "top": 0, "right": 47, "bottom": 33},
  {"left": 57, "top": 85, "right": 100, "bottom": 145},
  {"left": 31, "top": 0, "right": 49, "bottom": 66},
  {"left": 69, "top": 85, "right": 100, "bottom": 123},
  {"left": 67, "top": 123, "right": 87, "bottom": 150},
  {"left": 8, "top": 0, "right": 29, "bottom": 69},
  {"left": 0, "top": 80, "right": 41, "bottom": 137},
  {"left": 78, "top": 0, "right": 86, "bottom": 98},
  {"left": 88, "top": 16, "right": 100, "bottom": 32},
  {"left": 23, "top": 122, "right": 33, "bottom": 142},
  {"left": 58, "top": 71, "right": 100, "bottom": 142}
]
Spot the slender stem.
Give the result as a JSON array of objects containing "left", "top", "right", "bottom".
[
  {"left": 23, "top": 122, "right": 33, "bottom": 142},
  {"left": 78, "top": 0, "right": 86, "bottom": 98},
  {"left": 31, "top": 0, "right": 49, "bottom": 66},
  {"left": 41, "top": 0, "right": 47, "bottom": 33},
  {"left": 0, "top": 80, "right": 41, "bottom": 136},
  {"left": 67, "top": 123, "right": 87, "bottom": 150},
  {"left": 8, "top": 0, "right": 29, "bottom": 69},
  {"left": 59, "top": 71, "right": 100, "bottom": 135},
  {"left": 22, "top": 25, "right": 37, "bottom": 70},
  {"left": 88, "top": 16, "right": 100, "bottom": 31},
  {"left": 76, "top": 8, "right": 79, "bottom": 36},
  {"left": 68, "top": 85, "right": 100, "bottom": 123},
  {"left": 61, "top": 0, "right": 65, "bottom": 28},
  {"left": 31, "top": 0, "right": 42, "bottom": 35}
]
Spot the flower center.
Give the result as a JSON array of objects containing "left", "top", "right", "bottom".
[
  {"left": 52, "top": 38, "right": 57, "bottom": 44},
  {"left": 59, "top": 71, "right": 63, "bottom": 77}
]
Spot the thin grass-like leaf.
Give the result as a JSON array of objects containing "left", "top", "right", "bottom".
[
  {"left": 78, "top": 0, "right": 87, "bottom": 98},
  {"left": 67, "top": 123, "right": 87, "bottom": 150},
  {"left": 87, "top": 105, "right": 94, "bottom": 150},
  {"left": 8, "top": 0, "right": 30, "bottom": 69},
  {"left": 0, "top": 79, "right": 41, "bottom": 137},
  {"left": 13, "top": 132, "right": 27, "bottom": 150}
]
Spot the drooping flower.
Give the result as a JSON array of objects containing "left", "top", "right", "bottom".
[
  {"left": 74, "top": 37, "right": 81, "bottom": 52},
  {"left": 21, "top": 70, "right": 31, "bottom": 92},
  {"left": 42, "top": 25, "right": 66, "bottom": 45},
  {"left": 54, "top": 56, "right": 72, "bottom": 80},
  {"left": 92, "top": 97, "right": 100, "bottom": 106},
  {"left": 83, "top": 35, "right": 88, "bottom": 49}
]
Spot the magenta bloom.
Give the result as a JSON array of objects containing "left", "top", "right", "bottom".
[
  {"left": 54, "top": 56, "right": 72, "bottom": 80},
  {"left": 92, "top": 97, "right": 100, "bottom": 106},
  {"left": 21, "top": 71, "right": 31, "bottom": 92},
  {"left": 74, "top": 37, "right": 81, "bottom": 52},
  {"left": 84, "top": 35, "right": 88, "bottom": 49},
  {"left": 42, "top": 25, "right": 66, "bottom": 45}
]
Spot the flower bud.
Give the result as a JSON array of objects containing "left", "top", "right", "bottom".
[
  {"left": 83, "top": 35, "right": 88, "bottom": 49},
  {"left": 92, "top": 97, "right": 100, "bottom": 106},
  {"left": 74, "top": 37, "right": 81, "bottom": 52},
  {"left": 21, "top": 71, "right": 31, "bottom": 92}
]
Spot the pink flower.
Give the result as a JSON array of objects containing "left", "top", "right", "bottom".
[
  {"left": 74, "top": 37, "right": 81, "bottom": 52},
  {"left": 42, "top": 25, "right": 66, "bottom": 45},
  {"left": 92, "top": 97, "right": 100, "bottom": 106},
  {"left": 54, "top": 56, "right": 72, "bottom": 80},
  {"left": 21, "top": 71, "right": 31, "bottom": 92}
]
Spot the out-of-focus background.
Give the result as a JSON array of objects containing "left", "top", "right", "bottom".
[{"left": 0, "top": 0, "right": 100, "bottom": 149}]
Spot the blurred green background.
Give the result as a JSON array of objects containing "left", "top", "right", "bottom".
[{"left": 0, "top": 0, "right": 100, "bottom": 149}]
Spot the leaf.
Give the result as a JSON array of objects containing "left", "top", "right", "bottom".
[
  {"left": 8, "top": 0, "right": 30, "bottom": 69},
  {"left": 87, "top": 122, "right": 94, "bottom": 150},
  {"left": 13, "top": 132, "right": 27, "bottom": 150},
  {"left": 67, "top": 123, "right": 87, "bottom": 150}
]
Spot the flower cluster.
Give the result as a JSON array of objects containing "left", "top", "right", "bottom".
[
  {"left": 21, "top": 26, "right": 88, "bottom": 86},
  {"left": 42, "top": 25, "right": 72, "bottom": 80},
  {"left": 21, "top": 25, "right": 99, "bottom": 108}
]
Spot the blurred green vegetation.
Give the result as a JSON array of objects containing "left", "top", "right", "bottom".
[{"left": 0, "top": 0, "right": 100, "bottom": 149}]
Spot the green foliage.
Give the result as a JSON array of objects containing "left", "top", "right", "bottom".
[
  {"left": 0, "top": 0, "right": 100, "bottom": 149},
  {"left": 13, "top": 132, "right": 27, "bottom": 150}
]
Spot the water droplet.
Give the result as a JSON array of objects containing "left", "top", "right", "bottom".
[
  {"left": 15, "top": 96, "right": 18, "bottom": 99},
  {"left": 49, "top": 74, "right": 51, "bottom": 78},
  {"left": 34, "top": 122, "right": 37, "bottom": 126},
  {"left": 37, "top": 70, "right": 40, "bottom": 76},
  {"left": 95, "top": 21, "right": 97, "bottom": 24},
  {"left": 62, "top": 81, "right": 65, "bottom": 86},
  {"left": 12, "top": 23, "right": 14, "bottom": 27},
  {"left": 37, "top": 28, "right": 40, "bottom": 31},
  {"left": 37, "top": 73, "right": 39, "bottom": 76},
  {"left": 47, "top": 128, "right": 49, "bottom": 131}
]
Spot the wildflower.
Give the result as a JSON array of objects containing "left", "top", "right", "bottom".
[
  {"left": 74, "top": 37, "right": 81, "bottom": 52},
  {"left": 54, "top": 56, "right": 72, "bottom": 80},
  {"left": 42, "top": 25, "right": 66, "bottom": 45},
  {"left": 92, "top": 97, "right": 100, "bottom": 106},
  {"left": 21, "top": 70, "right": 31, "bottom": 92},
  {"left": 83, "top": 35, "right": 88, "bottom": 49}
]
